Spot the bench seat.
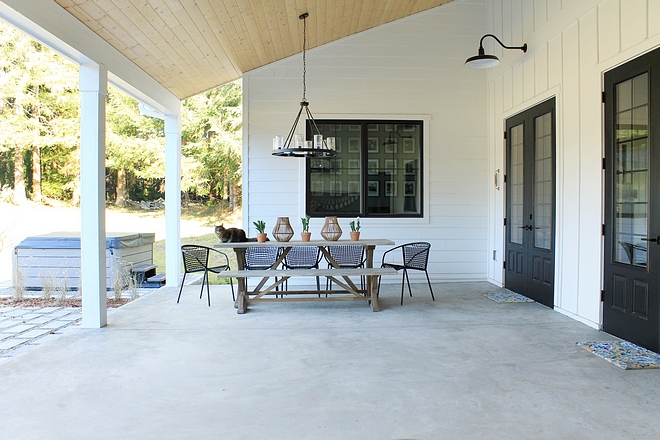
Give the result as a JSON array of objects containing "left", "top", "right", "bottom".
[{"left": 219, "top": 267, "right": 396, "bottom": 279}]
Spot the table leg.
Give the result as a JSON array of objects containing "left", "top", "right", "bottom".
[
  {"left": 367, "top": 275, "right": 380, "bottom": 312},
  {"left": 365, "top": 245, "right": 379, "bottom": 311}
]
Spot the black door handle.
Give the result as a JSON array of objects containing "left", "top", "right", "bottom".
[{"left": 641, "top": 236, "right": 659, "bottom": 243}]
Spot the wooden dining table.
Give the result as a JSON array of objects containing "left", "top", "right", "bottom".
[{"left": 214, "top": 238, "right": 396, "bottom": 313}]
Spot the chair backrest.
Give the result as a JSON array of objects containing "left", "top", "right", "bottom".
[
  {"left": 283, "top": 246, "right": 321, "bottom": 269},
  {"left": 244, "top": 246, "right": 280, "bottom": 270},
  {"left": 402, "top": 242, "right": 431, "bottom": 270},
  {"left": 181, "top": 245, "right": 210, "bottom": 273},
  {"left": 326, "top": 245, "right": 364, "bottom": 268}
]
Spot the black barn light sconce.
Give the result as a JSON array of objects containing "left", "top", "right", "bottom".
[{"left": 464, "top": 34, "right": 527, "bottom": 69}]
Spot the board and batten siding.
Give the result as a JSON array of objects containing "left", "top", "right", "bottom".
[
  {"left": 243, "top": 0, "right": 490, "bottom": 282},
  {"left": 487, "top": 0, "right": 660, "bottom": 327}
]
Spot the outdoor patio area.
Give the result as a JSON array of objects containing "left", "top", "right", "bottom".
[{"left": 1, "top": 281, "right": 659, "bottom": 439}]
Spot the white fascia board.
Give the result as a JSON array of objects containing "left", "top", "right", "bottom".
[{"left": 0, "top": 0, "right": 179, "bottom": 115}]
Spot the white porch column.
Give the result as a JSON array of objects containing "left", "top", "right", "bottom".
[
  {"left": 79, "top": 62, "right": 107, "bottom": 328},
  {"left": 164, "top": 113, "right": 181, "bottom": 287}
]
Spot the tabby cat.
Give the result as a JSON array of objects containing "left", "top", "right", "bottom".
[{"left": 215, "top": 224, "right": 257, "bottom": 242}]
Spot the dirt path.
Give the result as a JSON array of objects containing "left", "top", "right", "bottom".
[{"left": 0, "top": 202, "right": 234, "bottom": 282}]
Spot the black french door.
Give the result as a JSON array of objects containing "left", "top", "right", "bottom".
[
  {"left": 603, "top": 48, "right": 660, "bottom": 352},
  {"left": 505, "top": 98, "right": 556, "bottom": 307}
]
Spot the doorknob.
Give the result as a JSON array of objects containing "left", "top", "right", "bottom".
[{"left": 641, "top": 236, "right": 659, "bottom": 243}]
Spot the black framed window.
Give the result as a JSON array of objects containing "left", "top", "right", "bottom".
[{"left": 306, "top": 120, "right": 423, "bottom": 218}]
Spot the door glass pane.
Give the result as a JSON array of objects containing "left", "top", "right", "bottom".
[
  {"left": 614, "top": 73, "right": 649, "bottom": 266},
  {"left": 510, "top": 124, "right": 524, "bottom": 245},
  {"left": 534, "top": 112, "right": 553, "bottom": 250}
]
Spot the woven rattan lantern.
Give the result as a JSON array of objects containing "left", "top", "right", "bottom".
[
  {"left": 272, "top": 217, "right": 294, "bottom": 242},
  {"left": 320, "top": 216, "right": 342, "bottom": 241}
]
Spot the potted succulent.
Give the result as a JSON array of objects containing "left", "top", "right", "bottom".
[
  {"left": 253, "top": 220, "right": 267, "bottom": 243},
  {"left": 349, "top": 217, "right": 361, "bottom": 241},
  {"left": 301, "top": 215, "right": 311, "bottom": 242}
]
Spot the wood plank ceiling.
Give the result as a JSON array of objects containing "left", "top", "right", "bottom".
[{"left": 54, "top": 0, "right": 454, "bottom": 100}]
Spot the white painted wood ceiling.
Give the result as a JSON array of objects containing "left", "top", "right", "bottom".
[{"left": 54, "top": 0, "right": 454, "bottom": 99}]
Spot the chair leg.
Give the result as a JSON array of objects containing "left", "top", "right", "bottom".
[
  {"left": 204, "top": 271, "right": 211, "bottom": 306},
  {"left": 404, "top": 269, "right": 413, "bottom": 298},
  {"left": 177, "top": 273, "right": 188, "bottom": 303},
  {"left": 199, "top": 272, "right": 206, "bottom": 300},
  {"left": 425, "top": 271, "right": 435, "bottom": 301},
  {"left": 230, "top": 277, "right": 235, "bottom": 302},
  {"left": 400, "top": 270, "right": 406, "bottom": 305}
]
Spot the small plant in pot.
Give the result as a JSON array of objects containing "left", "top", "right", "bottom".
[
  {"left": 301, "top": 215, "right": 311, "bottom": 242},
  {"left": 349, "top": 217, "right": 361, "bottom": 241},
  {"left": 253, "top": 220, "right": 267, "bottom": 242}
]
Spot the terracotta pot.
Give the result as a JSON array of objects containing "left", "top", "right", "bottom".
[
  {"left": 301, "top": 232, "right": 312, "bottom": 242},
  {"left": 320, "top": 216, "right": 342, "bottom": 241},
  {"left": 350, "top": 231, "right": 360, "bottom": 241},
  {"left": 256, "top": 233, "right": 267, "bottom": 243},
  {"left": 272, "top": 217, "right": 294, "bottom": 242}
]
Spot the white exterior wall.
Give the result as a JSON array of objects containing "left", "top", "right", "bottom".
[
  {"left": 487, "top": 0, "right": 660, "bottom": 328},
  {"left": 243, "top": 0, "right": 490, "bottom": 282}
]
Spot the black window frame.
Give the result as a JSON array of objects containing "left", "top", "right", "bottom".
[{"left": 305, "top": 119, "right": 423, "bottom": 219}]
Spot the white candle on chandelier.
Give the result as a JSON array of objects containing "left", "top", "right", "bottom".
[
  {"left": 294, "top": 134, "right": 304, "bottom": 148},
  {"left": 326, "top": 137, "right": 336, "bottom": 150}
]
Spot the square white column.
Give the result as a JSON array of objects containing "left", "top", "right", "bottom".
[
  {"left": 79, "top": 62, "right": 107, "bottom": 328},
  {"left": 164, "top": 113, "right": 182, "bottom": 287}
]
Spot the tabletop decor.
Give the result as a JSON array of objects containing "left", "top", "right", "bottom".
[
  {"left": 272, "top": 217, "right": 294, "bottom": 242},
  {"left": 349, "top": 216, "right": 361, "bottom": 241},
  {"left": 253, "top": 220, "right": 267, "bottom": 243},
  {"left": 301, "top": 215, "right": 311, "bottom": 242},
  {"left": 320, "top": 216, "right": 342, "bottom": 241}
]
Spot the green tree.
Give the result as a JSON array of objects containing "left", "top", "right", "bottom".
[
  {"left": 106, "top": 86, "right": 164, "bottom": 205},
  {"left": 181, "top": 82, "right": 242, "bottom": 208},
  {"left": 0, "top": 23, "right": 79, "bottom": 204}
]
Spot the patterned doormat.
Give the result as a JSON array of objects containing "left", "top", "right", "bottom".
[
  {"left": 482, "top": 290, "right": 534, "bottom": 303},
  {"left": 576, "top": 341, "right": 660, "bottom": 370}
]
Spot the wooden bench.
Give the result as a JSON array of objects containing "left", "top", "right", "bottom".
[{"left": 218, "top": 267, "right": 397, "bottom": 313}]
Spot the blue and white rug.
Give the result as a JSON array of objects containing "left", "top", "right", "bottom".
[
  {"left": 576, "top": 341, "right": 660, "bottom": 370},
  {"left": 482, "top": 290, "right": 534, "bottom": 303}
]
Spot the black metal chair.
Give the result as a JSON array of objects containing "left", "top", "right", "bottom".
[
  {"left": 379, "top": 242, "right": 434, "bottom": 305},
  {"left": 325, "top": 245, "right": 365, "bottom": 290},
  {"left": 244, "top": 246, "right": 281, "bottom": 295},
  {"left": 244, "top": 246, "right": 281, "bottom": 270},
  {"left": 282, "top": 246, "right": 322, "bottom": 291},
  {"left": 177, "top": 245, "right": 234, "bottom": 306}
]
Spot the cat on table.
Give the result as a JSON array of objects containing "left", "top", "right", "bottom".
[{"left": 215, "top": 224, "right": 259, "bottom": 242}]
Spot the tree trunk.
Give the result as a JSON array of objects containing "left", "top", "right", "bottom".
[
  {"left": 229, "top": 182, "right": 237, "bottom": 210},
  {"left": 116, "top": 168, "right": 128, "bottom": 206},
  {"left": 13, "top": 148, "right": 27, "bottom": 205},
  {"left": 31, "top": 145, "right": 42, "bottom": 203}
]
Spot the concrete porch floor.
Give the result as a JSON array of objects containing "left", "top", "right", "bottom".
[{"left": 1, "top": 281, "right": 659, "bottom": 439}]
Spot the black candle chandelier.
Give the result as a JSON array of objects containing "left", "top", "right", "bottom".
[{"left": 272, "top": 13, "right": 336, "bottom": 158}]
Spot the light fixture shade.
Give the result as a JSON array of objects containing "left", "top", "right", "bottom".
[{"left": 464, "top": 54, "right": 500, "bottom": 69}]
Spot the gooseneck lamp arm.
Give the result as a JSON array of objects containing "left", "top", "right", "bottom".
[{"left": 479, "top": 33, "right": 527, "bottom": 54}]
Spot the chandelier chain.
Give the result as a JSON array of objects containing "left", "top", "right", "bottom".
[{"left": 302, "top": 14, "right": 306, "bottom": 101}]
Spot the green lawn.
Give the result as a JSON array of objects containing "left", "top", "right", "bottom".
[{"left": 153, "top": 233, "right": 238, "bottom": 285}]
